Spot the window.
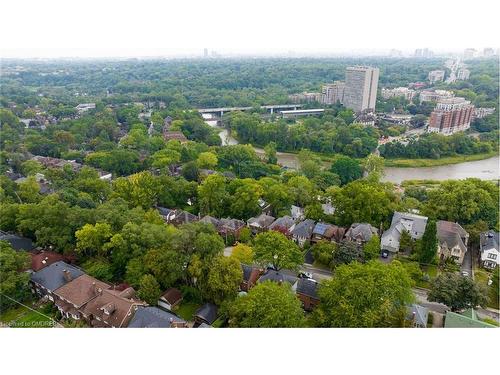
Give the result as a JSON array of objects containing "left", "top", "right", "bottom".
[{"left": 487, "top": 253, "right": 497, "bottom": 260}]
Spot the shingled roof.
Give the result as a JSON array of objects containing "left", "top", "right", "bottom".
[
  {"left": 31, "top": 261, "right": 84, "bottom": 292},
  {"left": 128, "top": 306, "right": 186, "bottom": 328},
  {"left": 296, "top": 278, "right": 319, "bottom": 299},
  {"left": 54, "top": 274, "right": 110, "bottom": 308},
  {"left": 436, "top": 220, "right": 468, "bottom": 252}
]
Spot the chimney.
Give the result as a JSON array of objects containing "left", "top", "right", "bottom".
[{"left": 63, "top": 269, "right": 72, "bottom": 282}]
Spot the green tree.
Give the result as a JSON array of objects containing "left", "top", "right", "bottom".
[
  {"left": 17, "top": 176, "right": 41, "bottom": 203},
  {"left": 75, "top": 223, "right": 113, "bottom": 257},
  {"left": 311, "top": 240, "right": 336, "bottom": 268},
  {"left": 137, "top": 274, "right": 162, "bottom": 305},
  {"left": 228, "top": 281, "right": 306, "bottom": 327},
  {"left": 399, "top": 230, "right": 414, "bottom": 253},
  {"left": 333, "top": 241, "right": 363, "bottom": 267},
  {"left": 229, "top": 179, "right": 263, "bottom": 220},
  {"left": 264, "top": 142, "right": 277, "bottom": 164},
  {"left": 315, "top": 261, "right": 414, "bottom": 327},
  {"left": 0, "top": 241, "right": 31, "bottom": 311},
  {"left": 417, "top": 219, "right": 437, "bottom": 263},
  {"left": 143, "top": 248, "right": 185, "bottom": 289},
  {"left": 330, "top": 156, "right": 363, "bottom": 185},
  {"left": 253, "top": 231, "right": 304, "bottom": 271},
  {"left": 198, "top": 174, "right": 228, "bottom": 217},
  {"left": 124, "top": 257, "right": 147, "bottom": 288},
  {"left": 230, "top": 243, "right": 254, "bottom": 264},
  {"left": 203, "top": 256, "right": 243, "bottom": 305},
  {"left": 82, "top": 258, "right": 113, "bottom": 282},
  {"left": 428, "top": 273, "right": 487, "bottom": 311},
  {"left": 363, "top": 235, "right": 381, "bottom": 261},
  {"left": 197, "top": 151, "right": 218, "bottom": 169}
]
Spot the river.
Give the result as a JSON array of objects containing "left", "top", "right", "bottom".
[{"left": 204, "top": 117, "right": 499, "bottom": 183}]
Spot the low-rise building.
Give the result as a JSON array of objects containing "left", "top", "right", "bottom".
[
  {"left": 436, "top": 220, "right": 469, "bottom": 265},
  {"left": 419, "top": 89, "right": 454, "bottom": 103},
  {"left": 30, "top": 261, "right": 84, "bottom": 301},
  {"left": 381, "top": 212, "right": 428, "bottom": 253},
  {"left": 296, "top": 278, "right": 319, "bottom": 311},
  {"left": 381, "top": 87, "right": 416, "bottom": 101},
  {"left": 194, "top": 303, "right": 218, "bottom": 327},
  {"left": 291, "top": 219, "right": 316, "bottom": 247},
  {"left": 128, "top": 306, "right": 187, "bottom": 328},
  {"left": 321, "top": 81, "right": 345, "bottom": 105},
  {"left": 479, "top": 231, "right": 499, "bottom": 269},
  {"left": 269, "top": 216, "right": 296, "bottom": 236},
  {"left": 406, "top": 304, "right": 429, "bottom": 328},
  {"left": 247, "top": 213, "right": 275, "bottom": 234},
  {"left": 240, "top": 264, "right": 263, "bottom": 292},
  {"left": 345, "top": 223, "right": 378, "bottom": 245},
  {"left": 444, "top": 309, "right": 495, "bottom": 328},
  {"left": 474, "top": 107, "right": 495, "bottom": 119},
  {"left": 158, "top": 287, "right": 183, "bottom": 311}
]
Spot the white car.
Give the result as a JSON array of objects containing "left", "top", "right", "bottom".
[{"left": 461, "top": 271, "right": 469, "bottom": 277}]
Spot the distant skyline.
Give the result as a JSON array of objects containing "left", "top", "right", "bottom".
[{"left": 1, "top": 0, "right": 498, "bottom": 59}]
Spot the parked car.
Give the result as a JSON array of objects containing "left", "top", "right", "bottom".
[{"left": 298, "top": 271, "right": 314, "bottom": 280}]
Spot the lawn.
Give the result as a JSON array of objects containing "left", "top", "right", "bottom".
[
  {"left": 0, "top": 305, "right": 29, "bottom": 323},
  {"left": 0, "top": 303, "right": 56, "bottom": 328},
  {"left": 474, "top": 267, "right": 499, "bottom": 310},
  {"left": 174, "top": 302, "right": 200, "bottom": 321},
  {"left": 384, "top": 151, "right": 498, "bottom": 168}
]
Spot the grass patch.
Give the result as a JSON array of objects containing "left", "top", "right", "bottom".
[
  {"left": 14, "top": 310, "right": 54, "bottom": 328},
  {"left": 0, "top": 305, "right": 29, "bottom": 323},
  {"left": 212, "top": 317, "right": 225, "bottom": 328},
  {"left": 384, "top": 151, "right": 498, "bottom": 168},
  {"left": 474, "top": 267, "right": 499, "bottom": 310},
  {"left": 174, "top": 302, "right": 200, "bottom": 321}
]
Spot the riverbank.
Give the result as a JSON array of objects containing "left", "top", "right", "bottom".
[{"left": 384, "top": 151, "right": 498, "bottom": 168}]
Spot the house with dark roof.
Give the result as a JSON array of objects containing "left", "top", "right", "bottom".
[
  {"left": 296, "top": 278, "right": 319, "bottom": 311},
  {"left": 247, "top": 213, "right": 275, "bottom": 234},
  {"left": 170, "top": 209, "right": 199, "bottom": 226},
  {"left": 269, "top": 216, "right": 296, "bottom": 237},
  {"left": 53, "top": 274, "right": 111, "bottom": 320},
  {"left": 345, "top": 223, "right": 378, "bottom": 244},
  {"left": 30, "top": 261, "right": 84, "bottom": 302},
  {"left": 219, "top": 218, "right": 246, "bottom": 240},
  {"left": 311, "top": 223, "right": 345, "bottom": 243},
  {"left": 156, "top": 206, "right": 176, "bottom": 222},
  {"left": 0, "top": 231, "right": 35, "bottom": 252},
  {"left": 381, "top": 212, "right": 428, "bottom": 253},
  {"left": 257, "top": 270, "right": 298, "bottom": 290},
  {"left": 80, "top": 287, "right": 146, "bottom": 328},
  {"left": 240, "top": 264, "right": 263, "bottom": 292},
  {"left": 200, "top": 215, "right": 221, "bottom": 229},
  {"left": 194, "top": 303, "right": 218, "bottom": 327},
  {"left": 128, "top": 306, "right": 187, "bottom": 328},
  {"left": 290, "top": 205, "right": 305, "bottom": 221},
  {"left": 291, "top": 219, "right": 316, "bottom": 247},
  {"left": 479, "top": 231, "right": 499, "bottom": 269},
  {"left": 436, "top": 220, "right": 469, "bottom": 265},
  {"left": 158, "top": 287, "right": 183, "bottom": 311},
  {"left": 406, "top": 304, "right": 429, "bottom": 328}
]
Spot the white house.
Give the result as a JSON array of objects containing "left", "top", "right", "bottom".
[{"left": 480, "top": 231, "right": 499, "bottom": 269}]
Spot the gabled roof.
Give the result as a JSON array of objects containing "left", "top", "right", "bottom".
[
  {"left": 173, "top": 209, "right": 199, "bottom": 224},
  {"left": 200, "top": 215, "right": 221, "bottom": 228},
  {"left": 30, "top": 261, "right": 84, "bottom": 292},
  {"left": 219, "top": 218, "right": 246, "bottom": 231},
  {"left": 160, "top": 287, "right": 183, "bottom": 305},
  {"left": 30, "top": 251, "right": 65, "bottom": 271},
  {"left": 296, "top": 278, "right": 318, "bottom": 299},
  {"left": 444, "top": 309, "right": 495, "bottom": 328},
  {"left": 54, "top": 274, "right": 111, "bottom": 308},
  {"left": 241, "top": 264, "right": 262, "bottom": 284},
  {"left": 194, "top": 303, "right": 218, "bottom": 325},
  {"left": 390, "top": 211, "right": 428, "bottom": 237},
  {"left": 480, "top": 231, "right": 499, "bottom": 253},
  {"left": 312, "top": 222, "right": 333, "bottom": 236},
  {"left": 269, "top": 216, "right": 295, "bottom": 231},
  {"left": 345, "top": 223, "right": 378, "bottom": 242},
  {"left": 436, "top": 220, "right": 468, "bottom": 252},
  {"left": 407, "top": 304, "right": 428, "bottom": 327},
  {"left": 258, "top": 271, "right": 298, "bottom": 286},
  {"left": 0, "top": 231, "right": 35, "bottom": 251},
  {"left": 128, "top": 307, "right": 186, "bottom": 328},
  {"left": 247, "top": 213, "right": 275, "bottom": 228},
  {"left": 292, "top": 219, "right": 316, "bottom": 238}
]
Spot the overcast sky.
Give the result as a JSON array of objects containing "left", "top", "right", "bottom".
[{"left": 1, "top": 0, "right": 498, "bottom": 58}]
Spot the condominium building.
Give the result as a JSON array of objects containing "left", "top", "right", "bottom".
[
  {"left": 381, "top": 87, "right": 416, "bottom": 101},
  {"left": 419, "top": 89, "right": 454, "bottom": 103},
  {"left": 321, "top": 81, "right": 345, "bottom": 105},
  {"left": 288, "top": 92, "right": 321, "bottom": 104},
  {"left": 474, "top": 107, "right": 495, "bottom": 119},
  {"left": 343, "top": 66, "right": 379, "bottom": 112},
  {"left": 428, "top": 70, "right": 445, "bottom": 84},
  {"left": 483, "top": 48, "right": 495, "bottom": 57},
  {"left": 457, "top": 68, "right": 470, "bottom": 80},
  {"left": 428, "top": 97, "right": 475, "bottom": 135},
  {"left": 463, "top": 48, "right": 477, "bottom": 59}
]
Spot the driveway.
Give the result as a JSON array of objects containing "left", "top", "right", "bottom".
[
  {"left": 223, "top": 246, "right": 233, "bottom": 257},
  {"left": 461, "top": 249, "right": 472, "bottom": 277}
]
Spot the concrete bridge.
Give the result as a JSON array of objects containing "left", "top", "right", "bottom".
[{"left": 198, "top": 104, "right": 303, "bottom": 117}]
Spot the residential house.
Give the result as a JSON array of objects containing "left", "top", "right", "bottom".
[
  {"left": 247, "top": 213, "right": 275, "bottom": 234},
  {"left": 479, "top": 231, "right": 499, "bottom": 269},
  {"left": 444, "top": 309, "right": 495, "bottom": 328},
  {"left": 290, "top": 205, "right": 305, "bottom": 221},
  {"left": 30, "top": 261, "right": 84, "bottom": 301},
  {"left": 200, "top": 215, "right": 221, "bottom": 229},
  {"left": 194, "top": 303, "right": 218, "bottom": 327},
  {"left": 291, "top": 219, "right": 316, "bottom": 247},
  {"left": 156, "top": 206, "right": 176, "bottom": 222},
  {"left": 170, "top": 210, "right": 199, "bottom": 226},
  {"left": 296, "top": 278, "right": 319, "bottom": 311},
  {"left": 407, "top": 304, "right": 429, "bottom": 328},
  {"left": 80, "top": 287, "right": 146, "bottom": 328},
  {"left": 311, "top": 222, "right": 345, "bottom": 243},
  {"left": 269, "top": 216, "right": 296, "bottom": 237},
  {"left": 0, "top": 231, "right": 35, "bottom": 252},
  {"left": 436, "top": 220, "right": 469, "bottom": 265},
  {"left": 219, "top": 218, "right": 246, "bottom": 240},
  {"left": 128, "top": 306, "right": 187, "bottom": 328},
  {"left": 30, "top": 251, "right": 66, "bottom": 272},
  {"left": 158, "top": 287, "right": 183, "bottom": 311},
  {"left": 321, "top": 202, "right": 335, "bottom": 216},
  {"left": 240, "top": 264, "right": 262, "bottom": 292},
  {"left": 345, "top": 223, "right": 378, "bottom": 245},
  {"left": 257, "top": 270, "right": 298, "bottom": 291},
  {"left": 53, "top": 274, "right": 110, "bottom": 320},
  {"left": 257, "top": 198, "right": 272, "bottom": 215},
  {"left": 381, "top": 212, "right": 428, "bottom": 253}
]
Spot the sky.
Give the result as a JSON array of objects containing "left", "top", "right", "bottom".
[{"left": 1, "top": 0, "right": 498, "bottom": 58}]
